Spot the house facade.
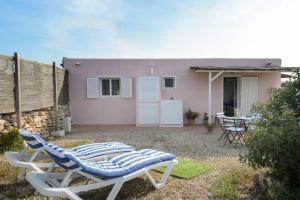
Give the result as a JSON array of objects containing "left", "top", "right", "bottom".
[{"left": 63, "top": 58, "right": 286, "bottom": 126}]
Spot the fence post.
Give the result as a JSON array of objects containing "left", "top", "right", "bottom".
[
  {"left": 53, "top": 62, "right": 58, "bottom": 131},
  {"left": 14, "top": 52, "right": 21, "bottom": 129}
]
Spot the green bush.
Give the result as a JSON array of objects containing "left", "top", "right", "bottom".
[
  {"left": 0, "top": 128, "right": 24, "bottom": 152},
  {"left": 185, "top": 108, "right": 199, "bottom": 120},
  {"left": 241, "top": 73, "right": 300, "bottom": 199}
]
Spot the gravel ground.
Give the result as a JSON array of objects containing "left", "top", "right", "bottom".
[
  {"left": 67, "top": 125, "right": 244, "bottom": 159},
  {"left": 0, "top": 125, "right": 255, "bottom": 200}
]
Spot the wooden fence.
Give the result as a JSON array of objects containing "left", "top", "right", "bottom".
[{"left": 0, "top": 53, "right": 69, "bottom": 128}]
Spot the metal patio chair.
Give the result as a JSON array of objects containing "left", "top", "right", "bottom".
[
  {"left": 216, "top": 115, "right": 235, "bottom": 145},
  {"left": 224, "top": 117, "right": 248, "bottom": 148}
]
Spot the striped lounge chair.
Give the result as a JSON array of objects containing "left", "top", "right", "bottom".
[
  {"left": 26, "top": 143, "right": 177, "bottom": 200},
  {"left": 4, "top": 129, "right": 135, "bottom": 179}
]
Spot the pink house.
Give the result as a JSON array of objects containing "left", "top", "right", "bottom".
[{"left": 63, "top": 58, "right": 295, "bottom": 126}]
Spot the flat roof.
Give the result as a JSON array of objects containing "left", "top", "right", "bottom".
[{"left": 190, "top": 66, "right": 300, "bottom": 72}]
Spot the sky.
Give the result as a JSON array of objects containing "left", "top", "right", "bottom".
[{"left": 0, "top": 0, "right": 300, "bottom": 66}]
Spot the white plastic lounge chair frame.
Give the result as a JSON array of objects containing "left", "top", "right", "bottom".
[
  {"left": 4, "top": 130, "right": 135, "bottom": 180},
  {"left": 4, "top": 146, "right": 53, "bottom": 179},
  {"left": 26, "top": 159, "right": 177, "bottom": 200}
]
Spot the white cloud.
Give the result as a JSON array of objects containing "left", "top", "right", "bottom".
[
  {"left": 152, "top": 0, "right": 300, "bottom": 66},
  {"left": 42, "top": 0, "right": 143, "bottom": 60},
  {"left": 42, "top": 0, "right": 300, "bottom": 66}
]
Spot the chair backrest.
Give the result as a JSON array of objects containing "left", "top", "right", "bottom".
[
  {"left": 216, "top": 112, "right": 224, "bottom": 116},
  {"left": 43, "top": 143, "right": 80, "bottom": 170},
  {"left": 19, "top": 129, "right": 47, "bottom": 150},
  {"left": 216, "top": 115, "right": 224, "bottom": 125},
  {"left": 222, "top": 117, "right": 236, "bottom": 126},
  {"left": 215, "top": 113, "right": 225, "bottom": 125}
]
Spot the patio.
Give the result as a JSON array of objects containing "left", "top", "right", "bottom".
[
  {"left": 67, "top": 125, "right": 243, "bottom": 158},
  {"left": 0, "top": 126, "right": 257, "bottom": 200}
]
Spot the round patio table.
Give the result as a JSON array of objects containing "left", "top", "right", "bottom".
[{"left": 235, "top": 116, "right": 255, "bottom": 128}]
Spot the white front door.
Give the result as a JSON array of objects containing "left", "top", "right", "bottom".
[
  {"left": 240, "top": 77, "right": 258, "bottom": 115},
  {"left": 137, "top": 76, "right": 160, "bottom": 125},
  {"left": 137, "top": 76, "right": 160, "bottom": 102}
]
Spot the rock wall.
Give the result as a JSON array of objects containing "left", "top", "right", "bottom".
[{"left": 0, "top": 105, "right": 69, "bottom": 137}]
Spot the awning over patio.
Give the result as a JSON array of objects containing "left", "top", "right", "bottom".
[
  {"left": 190, "top": 66, "right": 300, "bottom": 124},
  {"left": 281, "top": 73, "right": 293, "bottom": 80},
  {"left": 190, "top": 66, "right": 300, "bottom": 72}
]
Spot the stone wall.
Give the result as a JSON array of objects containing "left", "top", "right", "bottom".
[{"left": 0, "top": 105, "right": 69, "bottom": 137}]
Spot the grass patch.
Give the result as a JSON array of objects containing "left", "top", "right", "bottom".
[
  {"left": 211, "top": 166, "right": 257, "bottom": 200},
  {"left": 155, "top": 158, "right": 210, "bottom": 179}
]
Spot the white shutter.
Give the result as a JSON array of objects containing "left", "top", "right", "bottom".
[
  {"left": 121, "top": 77, "right": 132, "bottom": 98},
  {"left": 240, "top": 77, "right": 258, "bottom": 115},
  {"left": 240, "top": 78, "right": 249, "bottom": 115},
  {"left": 137, "top": 77, "right": 160, "bottom": 102},
  {"left": 86, "top": 78, "right": 99, "bottom": 98},
  {"left": 249, "top": 77, "right": 258, "bottom": 108}
]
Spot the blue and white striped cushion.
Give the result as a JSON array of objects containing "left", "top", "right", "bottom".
[
  {"left": 19, "top": 129, "right": 47, "bottom": 149},
  {"left": 44, "top": 143, "right": 79, "bottom": 169},
  {"left": 70, "top": 142, "right": 134, "bottom": 160},
  {"left": 43, "top": 142, "right": 135, "bottom": 170},
  {"left": 66, "top": 149, "right": 175, "bottom": 179}
]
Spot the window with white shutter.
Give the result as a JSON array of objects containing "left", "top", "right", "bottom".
[
  {"left": 99, "top": 77, "right": 121, "bottom": 97},
  {"left": 121, "top": 77, "right": 133, "bottom": 98},
  {"left": 86, "top": 78, "right": 99, "bottom": 98}
]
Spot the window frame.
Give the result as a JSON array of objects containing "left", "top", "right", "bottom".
[
  {"left": 162, "top": 76, "right": 176, "bottom": 90},
  {"left": 99, "top": 76, "right": 121, "bottom": 97}
]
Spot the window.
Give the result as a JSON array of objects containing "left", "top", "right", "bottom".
[
  {"left": 101, "top": 79, "right": 110, "bottom": 96},
  {"left": 162, "top": 76, "right": 176, "bottom": 89},
  {"left": 111, "top": 79, "right": 120, "bottom": 95},
  {"left": 100, "top": 78, "right": 120, "bottom": 96}
]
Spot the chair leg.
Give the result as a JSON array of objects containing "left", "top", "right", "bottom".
[
  {"left": 106, "top": 180, "right": 124, "bottom": 200},
  {"left": 223, "top": 131, "right": 231, "bottom": 146},
  {"left": 28, "top": 149, "right": 42, "bottom": 162},
  {"left": 17, "top": 149, "right": 43, "bottom": 181},
  {"left": 60, "top": 170, "right": 75, "bottom": 187},
  {"left": 218, "top": 132, "right": 226, "bottom": 141},
  {"left": 146, "top": 160, "right": 176, "bottom": 189},
  {"left": 234, "top": 133, "right": 244, "bottom": 149}
]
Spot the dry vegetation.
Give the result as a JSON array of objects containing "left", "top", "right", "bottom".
[{"left": 0, "top": 127, "right": 265, "bottom": 199}]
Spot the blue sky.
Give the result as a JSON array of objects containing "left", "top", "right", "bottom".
[{"left": 1, "top": 0, "right": 300, "bottom": 66}]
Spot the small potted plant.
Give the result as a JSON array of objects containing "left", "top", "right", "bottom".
[
  {"left": 203, "top": 112, "right": 208, "bottom": 124},
  {"left": 202, "top": 112, "right": 216, "bottom": 133},
  {"left": 204, "top": 122, "right": 216, "bottom": 133},
  {"left": 185, "top": 108, "right": 199, "bottom": 126}
]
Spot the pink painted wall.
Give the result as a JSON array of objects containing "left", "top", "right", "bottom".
[{"left": 64, "top": 58, "right": 281, "bottom": 125}]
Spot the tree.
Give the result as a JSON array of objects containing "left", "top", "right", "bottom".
[{"left": 241, "top": 73, "right": 300, "bottom": 199}]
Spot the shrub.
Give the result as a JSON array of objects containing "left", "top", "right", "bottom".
[
  {"left": 185, "top": 108, "right": 199, "bottom": 120},
  {"left": 241, "top": 73, "right": 300, "bottom": 199},
  {"left": 0, "top": 128, "right": 24, "bottom": 152}
]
